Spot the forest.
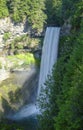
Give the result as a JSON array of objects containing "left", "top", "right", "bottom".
[{"left": 0, "top": 0, "right": 83, "bottom": 130}]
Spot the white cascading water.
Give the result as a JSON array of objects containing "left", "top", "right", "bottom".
[
  {"left": 38, "top": 27, "right": 60, "bottom": 96},
  {"left": 10, "top": 27, "right": 60, "bottom": 120}
]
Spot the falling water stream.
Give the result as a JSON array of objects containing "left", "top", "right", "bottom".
[
  {"left": 38, "top": 27, "right": 60, "bottom": 96},
  {"left": 9, "top": 27, "right": 60, "bottom": 120}
]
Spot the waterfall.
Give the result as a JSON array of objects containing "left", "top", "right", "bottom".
[
  {"left": 9, "top": 27, "right": 60, "bottom": 120},
  {"left": 38, "top": 27, "right": 60, "bottom": 96}
]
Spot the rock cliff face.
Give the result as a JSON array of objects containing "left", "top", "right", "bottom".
[
  {"left": 60, "top": 18, "right": 72, "bottom": 36},
  {"left": 0, "top": 17, "right": 29, "bottom": 46}
]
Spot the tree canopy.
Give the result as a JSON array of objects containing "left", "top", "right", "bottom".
[{"left": 0, "top": 0, "right": 46, "bottom": 32}]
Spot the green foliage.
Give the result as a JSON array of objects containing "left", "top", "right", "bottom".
[
  {"left": 0, "top": 120, "right": 23, "bottom": 130},
  {"left": 7, "top": 53, "right": 36, "bottom": 69},
  {"left": 3, "top": 32, "right": 11, "bottom": 41},
  {"left": 38, "top": 34, "right": 77, "bottom": 130},
  {"left": 45, "top": 0, "right": 82, "bottom": 26},
  {"left": 45, "top": 0, "right": 62, "bottom": 26},
  {"left": 0, "top": 0, "right": 46, "bottom": 32},
  {"left": 27, "top": 0, "right": 46, "bottom": 32},
  {"left": 0, "top": 0, "right": 82, "bottom": 30},
  {"left": 16, "top": 53, "right": 35, "bottom": 65},
  {"left": 38, "top": 32, "right": 83, "bottom": 130},
  {"left": 72, "top": 1, "right": 83, "bottom": 30},
  {"left": 55, "top": 35, "right": 83, "bottom": 130},
  {"left": 10, "top": 35, "right": 27, "bottom": 50},
  {"left": 8, "top": 0, "right": 28, "bottom": 22},
  {"left": 10, "top": 0, "right": 46, "bottom": 31},
  {"left": 39, "top": 0, "right": 83, "bottom": 126},
  {"left": 16, "top": 44, "right": 23, "bottom": 49},
  {"left": 61, "top": 0, "right": 79, "bottom": 20},
  {"left": 7, "top": 34, "right": 42, "bottom": 52},
  {"left": 0, "top": 0, "right": 9, "bottom": 18}
]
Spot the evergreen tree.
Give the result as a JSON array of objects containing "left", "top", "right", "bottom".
[
  {"left": 27, "top": 0, "right": 46, "bottom": 32},
  {"left": 45, "top": 0, "right": 62, "bottom": 26},
  {"left": 55, "top": 34, "right": 83, "bottom": 130},
  {"left": 61, "top": 0, "right": 81, "bottom": 20},
  {"left": 1, "top": 0, "right": 46, "bottom": 32}
]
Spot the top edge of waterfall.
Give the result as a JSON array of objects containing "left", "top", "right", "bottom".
[{"left": 47, "top": 27, "right": 61, "bottom": 29}]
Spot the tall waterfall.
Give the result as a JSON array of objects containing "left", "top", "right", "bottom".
[
  {"left": 9, "top": 27, "right": 60, "bottom": 120},
  {"left": 38, "top": 27, "right": 60, "bottom": 96}
]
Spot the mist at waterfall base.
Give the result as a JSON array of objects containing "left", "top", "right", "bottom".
[{"left": 7, "top": 27, "right": 60, "bottom": 129}]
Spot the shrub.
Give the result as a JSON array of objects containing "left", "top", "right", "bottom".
[{"left": 3, "top": 32, "right": 11, "bottom": 41}]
